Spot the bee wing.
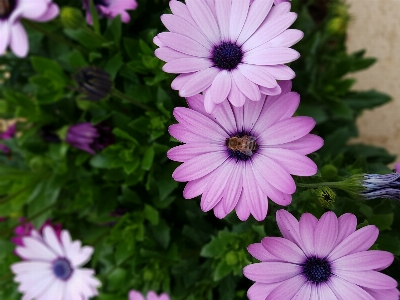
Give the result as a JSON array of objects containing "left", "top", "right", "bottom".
[{"left": 243, "top": 149, "right": 253, "bottom": 156}]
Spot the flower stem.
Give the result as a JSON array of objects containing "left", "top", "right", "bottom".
[
  {"left": 297, "top": 181, "right": 347, "bottom": 189},
  {"left": 111, "top": 89, "right": 154, "bottom": 111}
]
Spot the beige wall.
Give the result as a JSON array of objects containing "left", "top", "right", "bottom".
[{"left": 346, "top": 0, "right": 400, "bottom": 163}]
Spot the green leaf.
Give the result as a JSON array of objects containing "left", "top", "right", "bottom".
[
  {"left": 104, "top": 53, "right": 123, "bottom": 79},
  {"left": 369, "top": 213, "right": 394, "bottom": 231},
  {"left": 330, "top": 101, "right": 353, "bottom": 120},
  {"left": 151, "top": 218, "right": 171, "bottom": 248},
  {"left": 68, "top": 50, "right": 88, "bottom": 69},
  {"left": 141, "top": 146, "right": 155, "bottom": 171},
  {"left": 89, "top": 0, "right": 100, "bottom": 35},
  {"left": 213, "top": 260, "right": 233, "bottom": 281},
  {"left": 139, "top": 39, "right": 153, "bottom": 55},
  {"left": 105, "top": 16, "right": 122, "bottom": 45},
  {"left": 296, "top": 104, "right": 328, "bottom": 124},
  {"left": 144, "top": 204, "right": 159, "bottom": 225},
  {"left": 30, "top": 56, "right": 64, "bottom": 77},
  {"left": 343, "top": 90, "right": 391, "bottom": 110},
  {"left": 112, "top": 128, "right": 138, "bottom": 144},
  {"left": 90, "top": 154, "right": 113, "bottom": 169}
]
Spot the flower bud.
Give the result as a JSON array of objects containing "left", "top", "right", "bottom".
[
  {"left": 61, "top": 7, "right": 85, "bottom": 30},
  {"left": 315, "top": 187, "right": 336, "bottom": 208},
  {"left": 73, "top": 66, "right": 112, "bottom": 101}
]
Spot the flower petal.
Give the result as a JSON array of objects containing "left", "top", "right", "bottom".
[
  {"left": 222, "top": 161, "right": 243, "bottom": 214},
  {"left": 258, "top": 116, "right": 316, "bottom": 146},
  {"left": 243, "top": 262, "right": 302, "bottom": 284},
  {"left": 173, "top": 107, "right": 228, "bottom": 140},
  {"left": 161, "top": 14, "right": 213, "bottom": 49},
  {"left": 363, "top": 288, "right": 400, "bottom": 300},
  {"left": 299, "top": 213, "right": 318, "bottom": 257},
  {"left": 185, "top": 0, "right": 220, "bottom": 44},
  {"left": 210, "top": 100, "right": 237, "bottom": 134},
  {"left": 157, "top": 32, "right": 210, "bottom": 57},
  {"left": 268, "top": 134, "right": 324, "bottom": 155},
  {"left": 276, "top": 209, "right": 302, "bottom": 246},
  {"left": 215, "top": 0, "right": 231, "bottom": 40},
  {"left": 172, "top": 151, "right": 228, "bottom": 182},
  {"left": 163, "top": 57, "right": 213, "bottom": 73},
  {"left": 35, "top": 3, "right": 60, "bottom": 22},
  {"left": 247, "top": 282, "right": 281, "bottom": 300},
  {"left": 260, "top": 148, "right": 317, "bottom": 176},
  {"left": 243, "top": 47, "right": 300, "bottom": 65},
  {"left": 0, "top": 20, "right": 10, "bottom": 55},
  {"left": 327, "top": 276, "right": 380, "bottom": 300},
  {"left": 238, "top": 64, "right": 277, "bottom": 88},
  {"left": 229, "top": 0, "right": 250, "bottom": 41},
  {"left": 209, "top": 70, "right": 232, "bottom": 105},
  {"left": 262, "top": 237, "right": 305, "bottom": 264},
  {"left": 179, "top": 67, "right": 220, "bottom": 97},
  {"left": 334, "top": 270, "right": 397, "bottom": 290},
  {"left": 237, "top": 0, "right": 274, "bottom": 46},
  {"left": 336, "top": 213, "right": 357, "bottom": 246},
  {"left": 261, "top": 65, "right": 295, "bottom": 80},
  {"left": 265, "top": 275, "right": 306, "bottom": 299},
  {"left": 201, "top": 160, "right": 233, "bottom": 211},
  {"left": 252, "top": 153, "right": 296, "bottom": 194},
  {"left": 242, "top": 12, "right": 297, "bottom": 52},
  {"left": 167, "top": 143, "right": 224, "bottom": 162},
  {"left": 328, "top": 225, "right": 379, "bottom": 261},
  {"left": 228, "top": 75, "right": 247, "bottom": 107},
  {"left": 155, "top": 47, "right": 192, "bottom": 62},
  {"left": 10, "top": 22, "right": 28, "bottom": 58},
  {"left": 235, "top": 190, "right": 250, "bottom": 221},
  {"left": 334, "top": 250, "right": 394, "bottom": 272},
  {"left": 183, "top": 172, "right": 213, "bottom": 199},
  {"left": 314, "top": 211, "right": 338, "bottom": 258},
  {"left": 42, "top": 226, "right": 64, "bottom": 257},
  {"left": 248, "top": 243, "right": 280, "bottom": 262},
  {"left": 244, "top": 164, "right": 268, "bottom": 221},
  {"left": 231, "top": 68, "right": 261, "bottom": 101}
]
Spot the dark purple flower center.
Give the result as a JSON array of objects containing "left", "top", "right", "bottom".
[
  {"left": 52, "top": 258, "right": 73, "bottom": 281},
  {"left": 302, "top": 256, "right": 332, "bottom": 284},
  {"left": 0, "top": 0, "right": 16, "bottom": 19},
  {"left": 212, "top": 42, "right": 243, "bottom": 71},
  {"left": 226, "top": 132, "right": 258, "bottom": 161}
]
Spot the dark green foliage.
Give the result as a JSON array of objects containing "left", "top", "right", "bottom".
[{"left": 0, "top": 0, "right": 398, "bottom": 298}]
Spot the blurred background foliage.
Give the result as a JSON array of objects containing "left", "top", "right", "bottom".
[{"left": 0, "top": 0, "right": 398, "bottom": 299}]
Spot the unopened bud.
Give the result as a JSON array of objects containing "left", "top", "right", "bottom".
[
  {"left": 315, "top": 187, "right": 336, "bottom": 208},
  {"left": 61, "top": 7, "right": 85, "bottom": 30},
  {"left": 73, "top": 66, "right": 112, "bottom": 101}
]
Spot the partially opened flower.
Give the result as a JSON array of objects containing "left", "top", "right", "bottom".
[
  {"left": 11, "top": 226, "right": 101, "bottom": 299},
  {"left": 84, "top": 0, "right": 138, "bottom": 24},
  {"left": 155, "top": 0, "right": 302, "bottom": 112},
  {"left": 244, "top": 210, "right": 399, "bottom": 299},
  {"left": 0, "top": 123, "right": 16, "bottom": 153},
  {"left": 129, "top": 290, "right": 170, "bottom": 300},
  {"left": 66, "top": 122, "right": 114, "bottom": 155},
  {"left": 0, "top": 0, "right": 59, "bottom": 57},
  {"left": 11, "top": 219, "right": 62, "bottom": 247},
  {"left": 167, "top": 81, "right": 323, "bottom": 221}
]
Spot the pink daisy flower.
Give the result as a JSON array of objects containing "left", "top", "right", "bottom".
[
  {"left": 11, "top": 226, "right": 101, "bottom": 300},
  {"left": 0, "top": 0, "right": 59, "bottom": 57},
  {"left": 154, "top": 0, "right": 302, "bottom": 113},
  {"left": 167, "top": 81, "right": 323, "bottom": 221},
  {"left": 394, "top": 162, "right": 400, "bottom": 173},
  {"left": 84, "top": 0, "right": 138, "bottom": 24},
  {"left": 244, "top": 210, "right": 400, "bottom": 299},
  {"left": 129, "top": 290, "right": 170, "bottom": 300}
]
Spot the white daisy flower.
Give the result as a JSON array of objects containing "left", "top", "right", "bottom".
[{"left": 11, "top": 226, "right": 101, "bottom": 300}]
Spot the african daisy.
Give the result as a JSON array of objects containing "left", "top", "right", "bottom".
[
  {"left": 11, "top": 226, "right": 101, "bottom": 300},
  {"left": 84, "top": 0, "right": 138, "bottom": 24},
  {"left": 244, "top": 210, "right": 399, "bottom": 299},
  {"left": 167, "top": 80, "right": 323, "bottom": 221},
  {"left": 154, "top": 0, "right": 303, "bottom": 113}
]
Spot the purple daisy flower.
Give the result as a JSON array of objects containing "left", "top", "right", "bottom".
[
  {"left": 66, "top": 122, "right": 114, "bottom": 155},
  {"left": 244, "top": 210, "right": 400, "bottom": 299},
  {"left": 154, "top": 0, "right": 302, "bottom": 113},
  {"left": 394, "top": 162, "right": 400, "bottom": 173},
  {"left": 84, "top": 0, "right": 138, "bottom": 24},
  {"left": 129, "top": 290, "right": 170, "bottom": 300},
  {"left": 167, "top": 81, "right": 323, "bottom": 221},
  {"left": 11, "top": 226, "right": 101, "bottom": 300},
  {"left": 0, "top": 0, "right": 59, "bottom": 57},
  {"left": 11, "top": 219, "right": 62, "bottom": 247}
]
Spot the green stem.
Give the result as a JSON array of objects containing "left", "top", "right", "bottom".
[
  {"left": 23, "top": 20, "right": 86, "bottom": 53},
  {"left": 112, "top": 89, "right": 154, "bottom": 111},
  {"left": 297, "top": 181, "right": 347, "bottom": 189}
]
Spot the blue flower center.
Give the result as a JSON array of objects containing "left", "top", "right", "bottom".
[
  {"left": 302, "top": 256, "right": 332, "bottom": 284},
  {"left": 0, "top": 0, "right": 16, "bottom": 19},
  {"left": 212, "top": 42, "right": 243, "bottom": 71},
  {"left": 52, "top": 258, "right": 73, "bottom": 281},
  {"left": 226, "top": 133, "right": 258, "bottom": 161}
]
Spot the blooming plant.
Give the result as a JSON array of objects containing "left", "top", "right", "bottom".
[{"left": 0, "top": 0, "right": 399, "bottom": 299}]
